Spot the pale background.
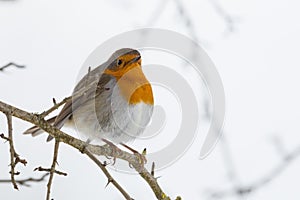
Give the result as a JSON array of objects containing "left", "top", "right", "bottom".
[{"left": 1, "top": 0, "right": 300, "bottom": 199}]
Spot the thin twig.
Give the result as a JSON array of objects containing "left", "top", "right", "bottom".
[
  {"left": 15, "top": 156, "right": 27, "bottom": 166},
  {"left": 46, "top": 139, "right": 60, "bottom": 200},
  {"left": 5, "top": 111, "right": 18, "bottom": 190},
  {"left": 173, "top": 0, "right": 198, "bottom": 41},
  {"left": 219, "top": 135, "right": 241, "bottom": 188},
  {"left": 209, "top": 0, "right": 236, "bottom": 34},
  {"left": 0, "top": 133, "right": 10, "bottom": 141},
  {"left": 34, "top": 166, "right": 67, "bottom": 176},
  {"left": 39, "top": 97, "right": 71, "bottom": 119},
  {"left": 0, "top": 174, "right": 49, "bottom": 187},
  {"left": 145, "top": 0, "right": 169, "bottom": 26},
  {"left": 39, "top": 69, "right": 93, "bottom": 119},
  {"left": 84, "top": 149, "right": 133, "bottom": 200},
  {"left": 0, "top": 62, "right": 25, "bottom": 71}
]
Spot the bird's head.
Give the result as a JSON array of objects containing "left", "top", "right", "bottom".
[
  {"left": 103, "top": 48, "right": 153, "bottom": 105},
  {"left": 105, "top": 48, "right": 142, "bottom": 79}
]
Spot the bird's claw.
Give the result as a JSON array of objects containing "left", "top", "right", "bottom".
[
  {"left": 121, "top": 143, "right": 147, "bottom": 166},
  {"left": 102, "top": 139, "right": 119, "bottom": 165}
]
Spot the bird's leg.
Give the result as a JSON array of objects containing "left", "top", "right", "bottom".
[
  {"left": 120, "top": 143, "right": 147, "bottom": 165},
  {"left": 102, "top": 139, "right": 119, "bottom": 165}
]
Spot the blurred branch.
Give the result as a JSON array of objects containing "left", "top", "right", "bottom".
[
  {"left": 0, "top": 100, "right": 178, "bottom": 200},
  {"left": 219, "top": 135, "right": 241, "bottom": 188},
  {"left": 174, "top": 0, "right": 236, "bottom": 38},
  {"left": 208, "top": 140, "right": 300, "bottom": 199},
  {"left": 173, "top": 0, "right": 198, "bottom": 41},
  {"left": 0, "top": 174, "right": 49, "bottom": 187},
  {"left": 0, "top": 62, "right": 25, "bottom": 71},
  {"left": 146, "top": 0, "right": 169, "bottom": 26},
  {"left": 209, "top": 0, "right": 236, "bottom": 34}
]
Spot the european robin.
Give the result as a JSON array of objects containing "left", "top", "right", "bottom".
[{"left": 24, "top": 48, "right": 154, "bottom": 146}]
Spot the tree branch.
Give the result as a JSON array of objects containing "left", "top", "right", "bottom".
[
  {"left": 5, "top": 111, "right": 18, "bottom": 189},
  {"left": 34, "top": 166, "right": 67, "bottom": 177},
  {"left": 84, "top": 149, "right": 133, "bottom": 200},
  {"left": 208, "top": 140, "right": 300, "bottom": 199},
  {"left": 0, "top": 62, "right": 25, "bottom": 71},
  {"left": 0, "top": 100, "right": 176, "bottom": 200},
  {"left": 0, "top": 174, "right": 49, "bottom": 187},
  {"left": 39, "top": 97, "right": 71, "bottom": 119},
  {"left": 46, "top": 139, "right": 60, "bottom": 200},
  {"left": 209, "top": 0, "right": 236, "bottom": 34}
]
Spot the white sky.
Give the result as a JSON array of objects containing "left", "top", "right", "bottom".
[{"left": 1, "top": 0, "right": 300, "bottom": 199}]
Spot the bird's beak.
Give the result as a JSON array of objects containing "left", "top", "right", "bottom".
[{"left": 129, "top": 55, "right": 141, "bottom": 64}]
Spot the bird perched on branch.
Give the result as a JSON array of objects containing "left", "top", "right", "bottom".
[{"left": 24, "top": 48, "right": 154, "bottom": 147}]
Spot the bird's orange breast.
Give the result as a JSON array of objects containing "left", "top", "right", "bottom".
[{"left": 104, "top": 66, "right": 154, "bottom": 105}]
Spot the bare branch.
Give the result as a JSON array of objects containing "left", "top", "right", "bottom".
[
  {"left": 0, "top": 100, "right": 174, "bottom": 200},
  {"left": 219, "top": 135, "right": 241, "bottom": 187},
  {"left": 5, "top": 111, "right": 18, "bottom": 190},
  {"left": 39, "top": 97, "right": 71, "bottom": 119},
  {"left": 209, "top": 0, "right": 236, "bottom": 34},
  {"left": 0, "top": 62, "right": 25, "bottom": 71},
  {"left": 15, "top": 156, "right": 27, "bottom": 166},
  {"left": 34, "top": 166, "right": 67, "bottom": 177},
  {"left": 0, "top": 174, "right": 49, "bottom": 187},
  {"left": 0, "top": 133, "right": 10, "bottom": 141},
  {"left": 46, "top": 139, "right": 60, "bottom": 200},
  {"left": 173, "top": 0, "right": 198, "bottom": 42},
  {"left": 1, "top": 112, "right": 28, "bottom": 190},
  {"left": 84, "top": 149, "right": 133, "bottom": 200},
  {"left": 87, "top": 143, "right": 170, "bottom": 199},
  {"left": 208, "top": 141, "right": 300, "bottom": 199},
  {"left": 145, "top": 1, "right": 169, "bottom": 26}
]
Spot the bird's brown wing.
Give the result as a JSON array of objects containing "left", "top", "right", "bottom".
[
  {"left": 45, "top": 73, "right": 113, "bottom": 141},
  {"left": 24, "top": 58, "right": 114, "bottom": 140}
]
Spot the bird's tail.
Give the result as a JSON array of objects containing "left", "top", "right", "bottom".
[{"left": 23, "top": 116, "right": 57, "bottom": 141}]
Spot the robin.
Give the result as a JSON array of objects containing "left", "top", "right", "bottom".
[{"left": 24, "top": 48, "right": 154, "bottom": 150}]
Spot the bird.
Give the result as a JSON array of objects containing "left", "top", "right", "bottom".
[{"left": 24, "top": 48, "right": 154, "bottom": 147}]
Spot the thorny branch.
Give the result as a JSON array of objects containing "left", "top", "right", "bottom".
[
  {"left": 34, "top": 166, "right": 67, "bottom": 177},
  {"left": 1, "top": 111, "right": 28, "bottom": 190},
  {"left": 6, "top": 112, "right": 18, "bottom": 189},
  {"left": 0, "top": 100, "right": 178, "bottom": 200},
  {"left": 46, "top": 139, "right": 60, "bottom": 200},
  {"left": 84, "top": 149, "right": 133, "bottom": 200}
]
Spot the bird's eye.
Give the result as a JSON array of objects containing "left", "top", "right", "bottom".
[{"left": 117, "top": 59, "right": 123, "bottom": 66}]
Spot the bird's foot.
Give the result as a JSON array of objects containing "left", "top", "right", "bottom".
[
  {"left": 102, "top": 139, "right": 119, "bottom": 165},
  {"left": 120, "top": 143, "right": 147, "bottom": 166}
]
